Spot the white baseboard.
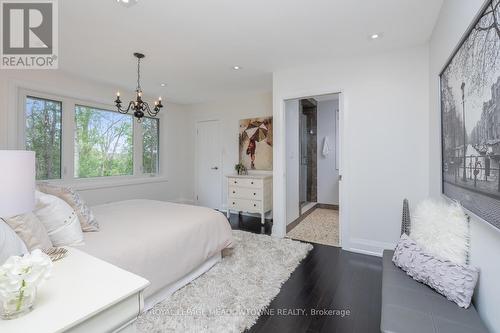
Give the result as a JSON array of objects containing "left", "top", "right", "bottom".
[{"left": 345, "top": 238, "right": 395, "bottom": 257}]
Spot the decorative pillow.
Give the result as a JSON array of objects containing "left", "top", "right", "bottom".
[
  {"left": 4, "top": 213, "right": 53, "bottom": 251},
  {"left": 37, "top": 183, "right": 99, "bottom": 232},
  {"left": 393, "top": 234, "right": 478, "bottom": 308},
  {"left": 410, "top": 199, "right": 469, "bottom": 265},
  {"left": 0, "top": 220, "right": 28, "bottom": 265},
  {"left": 34, "top": 191, "right": 84, "bottom": 247}
]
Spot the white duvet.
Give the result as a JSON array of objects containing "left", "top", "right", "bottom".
[{"left": 78, "top": 200, "right": 234, "bottom": 298}]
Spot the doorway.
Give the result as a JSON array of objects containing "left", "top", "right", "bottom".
[
  {"left": 195, "top": 120, "right": 222, "bottom": 209},
  {"left": 285, "top": 93, "right": 340, "bottom": 247}
]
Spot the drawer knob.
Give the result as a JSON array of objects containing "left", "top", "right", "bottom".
[
  {"left": 253, "top": 204, "right": 256, "bottom": 207},
  {"left": 232, "top": 202, "right": 235, "bottom": 205},
  {"left": 251, "top": 181, "right": 254, "bottom": 184},
  {"left": 233, "top": 191, "right": 236, "bottom": 194},
  {"left": 234, "top": 181, "right": 237, "bottom": 184},
  {"left": 253, "top": 193, "right": 256, "bottom": 195}
]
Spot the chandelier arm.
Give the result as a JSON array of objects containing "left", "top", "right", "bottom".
[
  {"left": 149, "top": 109, "right": 159, "bottom": 117},
  {"left": 116, "top": 101, "right": 135, "bottom": 114},
  {"left": 143, "top": 102, "right": 152, "bottom": 115},
  {"left": 144, "top": 102, "right": 160, "bottom": 117}
]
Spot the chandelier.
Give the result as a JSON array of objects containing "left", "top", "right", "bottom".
[{"left": 114, "top": 52, "right": 163, "bottom": 122}]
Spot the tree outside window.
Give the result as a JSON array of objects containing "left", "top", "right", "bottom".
[
  {"left": 25, "top": 96, "right": 62, "bottom": 180},
  {"left": 74, "top": 105, "right": 133, "bottom": 178},
  {"left": 142, "top": 117, "right": 159, "bottom": 174}
]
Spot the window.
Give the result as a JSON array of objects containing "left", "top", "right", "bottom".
[
  {"left": 74, "top": 105, "right": 133, "bottom": 178},
  {"left": 142, "top": 117, "right": 160, "bottom": 174},
  {"left": 22, "top": 90, "right": 161, "bottom": 182},
  {"left": 25, "top": 96, "right": 62, "bottom": 180}
]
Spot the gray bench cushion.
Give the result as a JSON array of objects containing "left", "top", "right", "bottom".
[{"left": 381, "top": 250, "right": 488, "bottom": 333}]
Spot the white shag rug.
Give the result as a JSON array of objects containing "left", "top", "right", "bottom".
[{"left": 136, "top": 230, "right": 313, "bottom": 333}]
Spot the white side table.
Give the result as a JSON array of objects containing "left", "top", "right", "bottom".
[{"left": 0, "top": 247, "right": 150, "bottom": 333}]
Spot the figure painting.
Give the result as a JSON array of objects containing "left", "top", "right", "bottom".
[{"left": 239, "top": 117, "right": 273, "bottom": 170}]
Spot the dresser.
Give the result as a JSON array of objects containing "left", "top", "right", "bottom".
[{"left": 226, "top": 174, "right": 273, "bottom": 225}]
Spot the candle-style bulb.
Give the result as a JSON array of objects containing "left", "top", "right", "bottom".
[
  {"left": 158, "top": 96, "right": 162, "bottom": 101},
  {"left": 116, "top": 91, "right": 120, "bottom": 97}
]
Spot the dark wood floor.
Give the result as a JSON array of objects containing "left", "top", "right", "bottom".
[{"left": 227, "top": 213, "right": 383, "bottom": 333}]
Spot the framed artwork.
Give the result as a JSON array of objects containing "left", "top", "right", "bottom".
[
  {"left": 441, "top": 0, "right": 500, "bottom": 229},
  {"left": 239, "top": 117, "right": 273, "bottom": 170}
]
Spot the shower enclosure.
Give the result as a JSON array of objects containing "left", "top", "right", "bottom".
[{"left": 299, "top": 98, "right": 317, "bottom": 213}]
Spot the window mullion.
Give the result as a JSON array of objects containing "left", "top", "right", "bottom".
[
  {"left": 133, "top": 119, "right": 143, "bottom": 176},
  {"left": 61, "top": 98, "right": 75, "bottom": 180}
]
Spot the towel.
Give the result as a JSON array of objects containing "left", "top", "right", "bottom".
[{"left": 322, "top": 136, "right": 330, "bottom": 157}]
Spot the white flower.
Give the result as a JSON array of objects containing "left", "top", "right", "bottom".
[{"left": 0, "top": 250, "right": 52, "bottom": 297}]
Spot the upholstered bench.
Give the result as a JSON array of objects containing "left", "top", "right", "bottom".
[
  {"left": 381, "top": 249, "right": 488, "bottom": 333},
  {"left": 380, "top": 199, "right": 489, "bottom": 332}
]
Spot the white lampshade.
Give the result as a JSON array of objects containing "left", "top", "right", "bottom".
[{"left": 0, "top": 150, "right": 36, "bottom": 218}]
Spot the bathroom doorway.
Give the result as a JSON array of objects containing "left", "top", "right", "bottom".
[{"left": 285, "top": 93, "right": 340, "bottom": 247}]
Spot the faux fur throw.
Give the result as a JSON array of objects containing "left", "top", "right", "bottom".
[{"left": 410, "top": 199, "right": 469, "bottom": 265}]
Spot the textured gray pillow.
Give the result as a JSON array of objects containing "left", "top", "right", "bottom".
[{"left": 392, "top": 234, "right": 478, "bottom": 308}]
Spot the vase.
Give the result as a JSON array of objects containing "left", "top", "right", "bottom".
[{"left": 0, "top": 286, "right": 37, "bottom": 320}]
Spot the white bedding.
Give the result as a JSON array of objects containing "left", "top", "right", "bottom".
[{"left": 78, "top": 200, "right": 234, "bottom": 298}]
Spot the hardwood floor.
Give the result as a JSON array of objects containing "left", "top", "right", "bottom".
[{"left": 227, "top": 213, "right": 383, "bottom": 333}]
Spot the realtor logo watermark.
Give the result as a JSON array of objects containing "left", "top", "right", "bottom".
[{"left": 1, "top": 0, "right": 58, "bottom": 69}]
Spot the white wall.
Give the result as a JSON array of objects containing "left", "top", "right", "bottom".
[
  {"left": 0, "top": 70, "right": 191, "bottom": 205},
  {"left": 184, "top": 92, "right": 273, "bottom": 209},
  {"left": 285, "top": 100, "right": 300, "bottom": 225},
  {"left": 273, "top": 45, "right": 430, "bottom": 254},
  {"left": 317, "top": 99, "right": 339, "bottom": 205},
  {"left": 429, "top": 1, "right": 500, "bottom": 331}
]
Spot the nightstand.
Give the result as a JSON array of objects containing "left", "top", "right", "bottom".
[{"left": 0, "top": 247, "right": 150, "bottom": 333}]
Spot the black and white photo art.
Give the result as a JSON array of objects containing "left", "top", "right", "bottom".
[{"left": 441, "top": 0, "right": 500, "bottom": 229}]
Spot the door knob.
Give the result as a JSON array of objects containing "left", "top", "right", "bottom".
[{"left": 211, "top": 166, "right": 219, "bottom": 170}]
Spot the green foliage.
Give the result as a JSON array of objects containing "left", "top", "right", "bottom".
[
  {"left": 74, "top": 106, "right": 133, "bottom": 178},
  {"left": 142, "top": 117, "right": 159, "bottom": 174},
  {"left": 25, "top": 97, "right": 62, "bottom": 180}
]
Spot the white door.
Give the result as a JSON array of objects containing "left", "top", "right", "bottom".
[{"left": 196, "top": 120, "right": 222, "bottom": 209}]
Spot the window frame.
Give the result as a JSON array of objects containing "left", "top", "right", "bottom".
[{"left": 18, "top": 88, "right": 163, "bottom": 188}]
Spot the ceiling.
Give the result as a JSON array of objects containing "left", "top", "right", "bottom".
[{"left": 59, "top": 0, "right": 443, "bottom": 104}]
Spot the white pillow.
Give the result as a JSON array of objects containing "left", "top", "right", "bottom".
[
  {"left": 410, "top": 199, "right": 469, "bottom": 265},
  {"left": 34, "top": 191, "right": 84, "bottom": 247},
  {"left": 0, "top": 220, "right": 28, "bottom": 265}
]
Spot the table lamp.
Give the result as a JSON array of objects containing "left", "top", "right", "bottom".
[{"left": 0, "top": 150, "right": 36, "bottom": 219}]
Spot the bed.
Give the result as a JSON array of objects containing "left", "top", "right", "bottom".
[{"left": 78, "top": 199, "right": 234, "bottom": 309}]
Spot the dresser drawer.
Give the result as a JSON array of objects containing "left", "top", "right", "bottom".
[
  {"left": 229, "top": 186, "right": 262, "bottom": 200},
  {"left": 229, "top": 198, "right": 262, "bottom": 212},
  {"left": 228, "top": 177, "right": 262, "bottom": 188}
]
